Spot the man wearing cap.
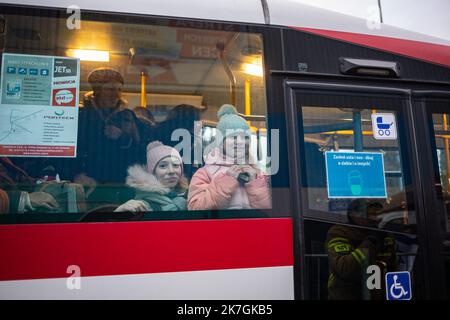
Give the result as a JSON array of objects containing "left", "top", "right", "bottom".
[
  {"left": 83, "top": 67, "right": 140, "bottom": 145},
  {"left": 73, "top": 68, "right": 144, "bottom": 207}
]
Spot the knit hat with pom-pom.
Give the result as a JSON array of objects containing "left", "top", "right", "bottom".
[
  {"left": 216, "top": 104, "right": 250, "bottom": 139},
  {"left": 146, "top": 141, "right": 183, "bottom": 174}
]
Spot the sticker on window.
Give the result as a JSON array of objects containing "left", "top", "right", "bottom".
[
  {"left": 325, "top": 151, "right": 387, "bottom": 199},
  {"left": 371, "top": 113, "right": 397, "bottom": 140},
  {"left": 0, "top": 53, "right": 80, "bottom": 158}
]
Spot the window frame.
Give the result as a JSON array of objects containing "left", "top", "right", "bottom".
[
  {"left": 285, "top": 80, "right": 422, "bottom": 236},
  {"left": 0, "top": 4, "right": 290, "bottom": 224}
]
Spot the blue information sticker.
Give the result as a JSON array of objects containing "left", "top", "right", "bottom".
[
  {"left": 325, "top": 151, "right": 387, "bottom": 199},
  {"left": 385, "top": 271, "right": 412, "bottom": 300}
]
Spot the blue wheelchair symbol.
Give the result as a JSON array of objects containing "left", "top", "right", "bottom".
[
  {"left": 385, "top": 271, "right": 412, "bottom": 300},
  {"left": 376, "top": 117, "right": 393, "bottom": 136}
]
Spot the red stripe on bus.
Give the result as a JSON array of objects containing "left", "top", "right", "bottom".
[
  {"left": 292, "top": 27, "right": 450, "bottom": 68},
  {"left": 0, "top": 218, "right": 293, "bottom": 281}
]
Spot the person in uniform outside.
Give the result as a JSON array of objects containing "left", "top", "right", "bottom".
[{"left": 326, "top": 199, "right": 398, "bottom": 300}]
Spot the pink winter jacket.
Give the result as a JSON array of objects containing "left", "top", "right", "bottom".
[{"left": 187, "top": 164, "right": 272, "bottom": 211}]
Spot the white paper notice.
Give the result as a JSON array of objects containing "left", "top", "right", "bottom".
[{"left": 0, "top": 53, "right": 80, "bottom": 157}]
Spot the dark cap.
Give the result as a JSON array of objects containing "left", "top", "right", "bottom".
[{"left": 87, "top": 67, "right": 124, "bottom": 92}]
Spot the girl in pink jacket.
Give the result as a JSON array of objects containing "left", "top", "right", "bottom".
[{"left": 188, "top": 105, "right": 271, "bottom": 210}]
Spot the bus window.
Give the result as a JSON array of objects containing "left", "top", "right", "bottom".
[
  {"left": 429, "top": 112, "right": 450, "bottom": 231},
  {"left": 294, "top": 90, "right": 421, "bottom": 300},
  {"left": 0, "top": 10, "right": 273, "bottom": 222},
  {"left": 298, "top": 100, "right": 415, "bottom": 233},
  {"left": 425, "top": 100, "right": 450, "bottom": 299}
]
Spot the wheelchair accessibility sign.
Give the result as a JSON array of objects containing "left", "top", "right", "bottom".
[
  {"left": 385, "top": 271, "right": 412, "bottom": 300},
  {"left": 371, "top": 113, "right": 397, "bottom": 140}
]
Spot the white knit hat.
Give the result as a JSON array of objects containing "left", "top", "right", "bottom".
[{"left": 146, "top": 141, "right": 183, "bottom": 174}]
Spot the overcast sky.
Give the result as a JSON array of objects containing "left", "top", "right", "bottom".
[{"left": 292, "top": 0, "right": 450, "bottom": 41}]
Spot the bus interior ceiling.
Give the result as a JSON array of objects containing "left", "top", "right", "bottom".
[{"left": 1, "top": 13, "right": 267, "bottom": 122}]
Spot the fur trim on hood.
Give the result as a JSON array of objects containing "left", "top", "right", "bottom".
[{"left": 125, "top": 164, "right": 188, "bottom": 195}]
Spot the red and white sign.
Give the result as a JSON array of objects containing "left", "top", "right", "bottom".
[{"left": 52, "top": 87, "right": 76, "bottom": 107}]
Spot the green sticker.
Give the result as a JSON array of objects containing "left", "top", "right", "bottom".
[{"left": 335, "top": 244, "right": 351, "bottom": 253}]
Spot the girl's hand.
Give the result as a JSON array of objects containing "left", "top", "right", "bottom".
[
  {"left": 225, "top": 165, "right": 242, "bottom": 179},
  {"left": 239, "top": 165, "right": 257, "bottom": 181},
  {"left": 114, "top": 200, "right": 149, "bottom": 212}
]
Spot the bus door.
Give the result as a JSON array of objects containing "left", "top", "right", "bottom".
[
  {"left": 413, "top": 91, "right": 450, "bottom": 299},
  {"left": 285, "top": 81, "right": 429, "bottom": 300}
]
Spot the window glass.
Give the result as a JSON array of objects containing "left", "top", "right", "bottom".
[
  {"left": 303, "top": 219, "right": 420, "bottom": 300},
  {"left": 428, "top": 105, "right": 450, "bottom": 300},
  {"left": 430, "top": 111, "right": 450, "bottom": 231},
  {"left": 0, "top": 9, "right": 273, "bottom": 222},
  {"left": 298, "top": 93, "right": 415, "bottom": 234}
]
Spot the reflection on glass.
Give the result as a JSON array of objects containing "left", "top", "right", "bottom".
[
  {"left": 432, "top": 113, "right": 450, "bottom": 231},
  {"left": 300, "top": 106, "right": 413, "bottom": 232},
  {"left": 0, "top": 12, "right": 271, "bottom": 220},
  {"left": 326, "top": 199, "right": 398, "bottom": 300}
]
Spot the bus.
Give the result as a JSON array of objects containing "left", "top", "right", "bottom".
[{"left": 0, "top": 0, "right": 449, "bottom": 300}]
